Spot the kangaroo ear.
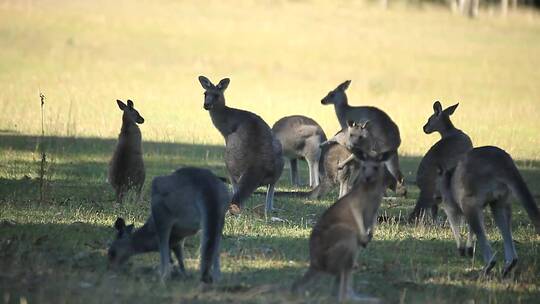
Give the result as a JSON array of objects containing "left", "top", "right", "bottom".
[
  {"left": 433, "top": 101, "right": 442, "bottom": 115},
  {"left": 443, "top": 103, "right": 459, "bottom": 116},
  {"left": 360, "top": 120, "right": 370, "bottom": 129},
  {"left": 117, "top": 100, "right": 127, "bottom": 111},
  {"left": 198, "top": 76, "right": 215, "bottom": 90},
  {"left": 216, "top": 78, "right": 230, "bottom": 91},
  {"left": 346, "top": 120, "right": 356, "bottom": 127},
  {"left": 338, "top": 80, "right": 351, "bottom": 91},
  {"left": 114, "top": 217, "right": 126, "bottom": 231},
  {"left": 127, "top": 99, "right": 134, "bottom": 108}
]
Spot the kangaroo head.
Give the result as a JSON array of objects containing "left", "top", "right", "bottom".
[
  {"left": 423, "top": 101, "right": 458, "bottom": 134},
  {"left": 108, "top": 217, "right": 135, "bottom": 267},
  {"left": 117, "top": 99, "right": 144, "bottom": 124},
  {"left": 344, "top": 120, "right": 372, "bottom": 154},
  {"left": 355, "top": 150, "right": 393, "bottom": 185},
  {"left": 321, "top": 80, "right": 350, "bottom": 105},
  {"left": 198, "top": 76, "right": 230, "bottom": 110}
]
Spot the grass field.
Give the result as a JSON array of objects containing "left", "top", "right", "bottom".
[{"left": 1, "top": 0, "right": 540, "bottom": 303}]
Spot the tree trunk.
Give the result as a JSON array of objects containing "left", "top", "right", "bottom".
[
  {"left": 468, "top": 0, "right": 479, "bottom": 17},
  {"left": 501, "top": 0, "right": 508, "bottom": 16}
]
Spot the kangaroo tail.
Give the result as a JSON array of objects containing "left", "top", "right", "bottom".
[{"left": 504, "top": 163, "right": 540, "bottom": 234}]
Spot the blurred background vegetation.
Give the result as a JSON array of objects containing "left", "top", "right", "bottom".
[{"left": 0, "top": 0, "right": 539, "bottom": 160}]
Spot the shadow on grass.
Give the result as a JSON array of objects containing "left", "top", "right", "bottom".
[{"left": 1, "top": 219, "right": 539, "bottom": 303}]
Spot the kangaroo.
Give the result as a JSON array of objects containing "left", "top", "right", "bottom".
[
  {"left": 321, "top": 80, "right": 405, "bottom": 194},
  {"left": 438, "top": 146, "right": 540, "bottom": 276},
  {"left": 311, "top": 122, "right": 396, "bottom": 199},
  {"left": 108, "top": 99, "right": 145, "bottom": 204},
  {"left": 408, "top": 101, "right": 473, "bottom": 222},
  {"left": 272, "top": 115, "right": 327, "bottom": 188},
  {"left": 198, "top": 76, "right": 284, "bottom": 216},
  {"left": 108, "top": 167, "right": 229, "bottom": 283},
  {"left": 292, "top": 149, "right": 391, "bottom": 303}
]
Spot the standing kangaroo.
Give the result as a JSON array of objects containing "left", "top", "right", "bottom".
[
  {"left": 198, "top": 76, "right": 284, "bottom": 215},
  {"left": 292, "top": 149, "right": 391, "bottom": 303},
  {"left": 108, "top": 99, "right": 145, "bottom": 204},
  {"left": 408, "top": 101, "right": 473, "bottom": 222},
  {"left": 311, "top": 122, "right": 396, "bottom": 199},
  {"left": 108, "top": 167, "right": 229, "bottom": 283},
  {"left": 321, "top": 80, "right": 405, "bottom": 194},
  {"left": 438, "top": 146, "right": 540, "bottom": 276},
  {"left": 272, "top": 115, "right": 327, "bottom": 188}
]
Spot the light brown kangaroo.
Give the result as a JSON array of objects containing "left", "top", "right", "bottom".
[
  {"left": 439, "top": 146, "right": 540, "bottom": 277},
  {"left": 108, "top": 99, "right": 145, "bottom": 204},
  {"left": 321, "top": 80, "right": 405, "bottom": 195},
  {"left": 272, "top": 115, "right": 327, "bottom": 189},
  {"left": 292, "top": 149, "right": 389, "bottom": 303},
  {"left": 408, "top": 101, "right": 473, "bottom": 222}
]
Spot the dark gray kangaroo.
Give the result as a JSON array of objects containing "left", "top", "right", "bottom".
[
  {"left": 408, "top": 101, "right": 473, "bottom": 222},
  {"left": 198, "top": 76, "right": 284, "bottom": 215},
  {"left": 292, "top": 145, "right": 391, "bottom": 303},
  {"left": 321, "top": 80, "right": 405, "bottom": 194},
  {"left": 438, "top": 146, "right": 540, "bottom": 276},
  {"left": 108, "top": 167, "right": 229, "bottom": 283},
  {"left": 108, "top": 99, "right": 145, "bottom": 204},
  {"left": 272, "top": 115, "right": 327, "bottom": 189}
]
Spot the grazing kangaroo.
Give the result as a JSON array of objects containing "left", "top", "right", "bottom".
[
  {"left": 198, "top": 76, "right": 284, "bottom": 215},
  {"left": 439, "top": 146, "right": 540, "bottom": 276},
  {"left": 292, "top": 150, "right": 391, "bottom": 303},
  {"left": 321, "top": 80, "right": 405, "bottom": 194},
  {"left": 108, "top": 99, "right": 145, "bottom": 204},
  {"left": 272, "top": 115, "right": 327, "bottom": 188},
  {"left": 108, "top": 167, "right": 229, "bottom": 283},
  {"left": 408, "top": 101, "right": 473, "bottom": 222}
]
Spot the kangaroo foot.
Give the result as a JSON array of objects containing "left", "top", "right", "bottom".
[
  {"left": 482, "top": 258, "right": 496, "bottom": 276},
  {"left": 502, "top": 259, "right": 518, "bottom": 277}
]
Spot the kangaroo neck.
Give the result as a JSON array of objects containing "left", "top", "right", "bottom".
[
  {"left": 130, "top": 221, "right": 158, "bottom": 253},
  {"left": 209, "top": 105, "right": 235, "bottom": 137},
  {"left": 437, "top": 121, "right": 458, "bottom": 138},
  {"left": 334, "top": 98, "right": 351, "bottom": 129},
  {"left": 120, "top": 119, "right": 140, "bottom": 135}
]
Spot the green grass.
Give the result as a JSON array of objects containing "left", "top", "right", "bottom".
[
  {"left": 1, "top": 134, "right": 539, "bottom": 303},
  {"left": 1, "top": 0, "right": 540, "bottom": 303}
]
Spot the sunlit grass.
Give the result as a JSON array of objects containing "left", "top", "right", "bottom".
[
  {"left": 0, "top": 0, "right": 539, "bottom": 159},
  {"left": 1, "top": 0, "right": 540, "bottom": 303}
]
